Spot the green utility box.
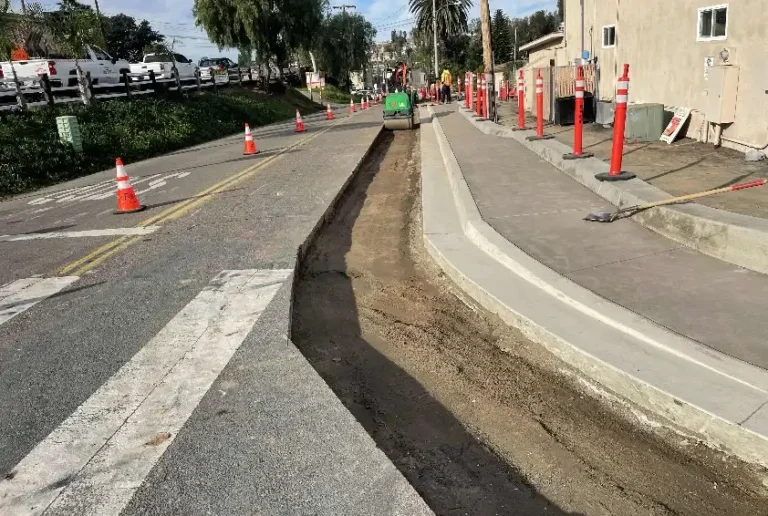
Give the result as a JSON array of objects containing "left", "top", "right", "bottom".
[
  {"left": 56, "top": 116, "right": 83, "bottom": 152},
  {"left": 625, "top": 103, "right": 665, "bottom": 142}
]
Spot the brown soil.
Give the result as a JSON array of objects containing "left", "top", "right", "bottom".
[{"left": 291, "top": 129, "right": 768, "bottom": 516}]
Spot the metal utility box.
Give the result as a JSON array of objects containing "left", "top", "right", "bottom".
[
  {"left": 56, "top": 116, "right": 83, "bottom": 153},
  {"left": 707, "top": 65, "right": 739, "bottom": 123},
  {"left": 595, "top": 100, "right": 615, "bottom": 125},
  {"left": 625, "top": 103, "right": 665, "bottom": 142}
]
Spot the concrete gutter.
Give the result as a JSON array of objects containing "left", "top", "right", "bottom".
[
  {"left": 421, "top": 105, "right": 768, "bottom": 469},
  {"left": 456, "top": 107, "right": 768, "bottom": 275}
]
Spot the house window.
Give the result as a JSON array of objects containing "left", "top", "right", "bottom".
[
  {"left": 698, "top": 4, "right": 728, "bottom": 40},
  {"left": 602, "top": 25, "right": 616, "bottom": 48}
]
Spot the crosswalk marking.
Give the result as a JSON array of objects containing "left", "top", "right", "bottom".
[
  {"left": 0, "top": 226, "right": 161, "bottom": 242},
  {"left": 0, "top": 277, "right": 80, "bottom": 326},
  {"left": 26, "top": 172, "right": 191, "bottom": 206},
  {"left": 0, "top": 269, "right": 291, "bottom": 516}
]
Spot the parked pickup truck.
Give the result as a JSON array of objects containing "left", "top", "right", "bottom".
[
  {"left": 0, "top": 45, "right": 130, "bottom": 88},
  {"left": 129, "top": 53, "right": 198, "bottom": 82},
  {"left": 199, "top": 57, "right": 238, "bottom": 84}
]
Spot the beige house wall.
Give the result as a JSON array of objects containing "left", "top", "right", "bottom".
[
  {"left": 561, "top": 0, "right": 768, "bottom": 150},
  {"left": 522, "top": 46, "right": 562, "bottom": 119}
]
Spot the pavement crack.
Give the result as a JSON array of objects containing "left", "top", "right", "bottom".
[
  {"left": 566, "top": 245, "right": 685, "bottom": 274},
  {"left": 738, "top": 399, "right": 768, "bottom": 426}
]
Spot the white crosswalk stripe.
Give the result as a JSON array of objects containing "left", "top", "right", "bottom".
[
  {"left": 0, "top": 226, "right": 161, "bottom": 242},
  {"left": 0, "top": 277, "right": 80, "bottom": 326},
  {"left": 27, "top": 172, "right": 191, "bottom": 206},
  {"left": 0, "top": 269, "right": 291, "bottom": 516}
]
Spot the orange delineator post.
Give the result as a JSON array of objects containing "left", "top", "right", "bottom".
[
  {"left": 513, "top": 70, "right": 526, "bottom": 131},
  {"left": 596, "top": 64, "right": 636, "bottom": 181},
  {"left": 476, "top": 74, "right": 483, "bottom": 117},
  {"left": 474, "top": 75, "right": 480, "bottom": 116},
  {"left": 469, "top": 73, "right": 474, "bottom": 111},
  {"left": 563, "top": 66, "right": 594, "bottom": 160},
  {"left": 525, "top": 69, "right": 554, "bottom": 141}
]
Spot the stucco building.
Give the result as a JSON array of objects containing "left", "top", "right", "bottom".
[{"left": 534, "top": 0, "right": 767, "bottom": 152}]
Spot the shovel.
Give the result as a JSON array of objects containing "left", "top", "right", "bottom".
[{"left": 584, "top": 179, "right": 767, "bottom": 223}]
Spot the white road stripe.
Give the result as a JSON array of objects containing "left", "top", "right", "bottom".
[
  {"left": 0, "top": 269, "right": 291, "bottom": 516},
  {"left": 0, "top": 276, "right": 80, "bottom": 326},
  {"left": 0, "top": 227, "right": 161, "bottom": 242}
]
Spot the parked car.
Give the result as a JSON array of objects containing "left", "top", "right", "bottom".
[
  {"left": 199, "top": 57, "right": 237, "bottom": 84},
  {"left": 0, "top": 45, "right": 130, "bottom": 88},
  {"left": 129, "top": 53, "right": 198, "bottom": 82}
]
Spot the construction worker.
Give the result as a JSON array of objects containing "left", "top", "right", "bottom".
[{"left": 440, "top": 68, "right": 452, "bottom": 104}]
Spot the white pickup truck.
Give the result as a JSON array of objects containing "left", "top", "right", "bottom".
[
  {"left": 0, "top": 45, "right": 130, "bottom": 89},
  {"left": 129, "top": 53, "right": 198, "bottom": 82}
]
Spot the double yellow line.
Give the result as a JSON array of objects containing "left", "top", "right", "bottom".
[{"left": 58, "top": 115, "right": 348, "bottom": 277}]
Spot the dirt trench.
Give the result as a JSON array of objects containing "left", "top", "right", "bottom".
[{"left": 291, "top": 129, "right": 768, "bottom": 516}]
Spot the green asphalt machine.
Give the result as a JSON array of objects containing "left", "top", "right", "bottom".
[{"left": 382, "top": 62, "right": 420, "bottom": 130}]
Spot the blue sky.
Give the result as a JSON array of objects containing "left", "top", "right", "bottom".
[{"left": 9, "top": 0, "right": 555, "bottom": 62}]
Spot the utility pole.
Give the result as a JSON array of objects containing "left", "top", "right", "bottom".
[
  {"left": 93, "top": 0, "right": 109, "bottom": 51},
  {"left": 513, "top": 26, "right": 518, "bottom": 63},
  {"left": 432, "top": 0, "right": 438, "bottom": 79},
  {"left": 333, "top": 4, "right": 356, "bottom": 13}
]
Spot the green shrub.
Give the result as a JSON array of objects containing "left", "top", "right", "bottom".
[{"left": 0, "top": 88, "right": 321, "bottom": 198}]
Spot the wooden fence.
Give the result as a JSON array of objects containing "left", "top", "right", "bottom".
[
  {"left": 0, "top": 67, "right": 262, "bottom": 112},
  {"left": 552, "top": 64, "right": 597, "bottom": 98}
]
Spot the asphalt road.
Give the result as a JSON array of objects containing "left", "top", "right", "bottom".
[{"left": 0, "top": 106, "right": 432, "bottom": 515}]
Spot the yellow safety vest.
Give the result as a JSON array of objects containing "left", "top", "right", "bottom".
[{"left": 441, "top": 71, "right": 452, "bottom": 87}]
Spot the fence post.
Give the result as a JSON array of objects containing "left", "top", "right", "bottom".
[
  {"left": 38, "top": 73, "right": 54, "bottom": 107},
  {"left": 247, "top": 67, "right": 252, "bottom": 82},
  {"left": 9, "top": 68, "right": 27, "bottom": 111},
  {"left": 85, "top": 72, "right": 95, "bottom": 105},
  {"left": 149, "top": 70, "right": 158, "bottom": 95},
  {"left": 195, "top": 69, "right": 201, "bottom": 92},
  {"left": 237, "top": 67, "right": 243, "bottom": 86},
  {"left": 121, "top": 70, "right": 132, "bottom": 99}
]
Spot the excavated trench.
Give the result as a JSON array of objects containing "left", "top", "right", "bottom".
[{"left": 291, "top": 129, "right": 768, "bottom": 516}]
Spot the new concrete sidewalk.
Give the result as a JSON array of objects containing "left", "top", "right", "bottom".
[
  {"left": 465, "top": 101, "right": 768, "bottom": 275},
  {"left": 420, "top": 104, "right": 768, "bottom": 468},
  {"left": 496, "top": 100, "right": 768, "bottom": 219}
]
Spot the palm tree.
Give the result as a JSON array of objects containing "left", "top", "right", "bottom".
[{"left": 408, "top": 0, "right": 471, "bottom": 39}]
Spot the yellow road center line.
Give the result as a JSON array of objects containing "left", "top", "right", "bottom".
[{"left": 58, "top": 114, "right": 351, "bottom": 276}]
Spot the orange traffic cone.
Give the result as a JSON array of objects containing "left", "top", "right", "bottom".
[
  {"left": 114, "top": 158, "right": 145, "bottom": 214},
  {"left": 243, "top": 123, "right": 258, "bottom": 155},
  {"left": 295, "top": 109, "right": 305, "bottom": 133},
  {"left": 326, "top": 103, "right": 334, "bottom": 120},
  {"left": 350, "top": 98, "right": 356, "bottom": 113}
]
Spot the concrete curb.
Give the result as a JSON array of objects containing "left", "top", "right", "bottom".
[
  {"left": 455, "top": 107, "right": 768, "bottom": 275},
  {"left": 421, "top": 105, "right": 768, "bottom": 469}
]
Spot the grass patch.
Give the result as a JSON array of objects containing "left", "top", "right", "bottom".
[
  {"left": 0, "top": 86, "right": 322, "bottom": 198},
  {"left": 311, "top": 84, "right": 363, "bottom": 105}
]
